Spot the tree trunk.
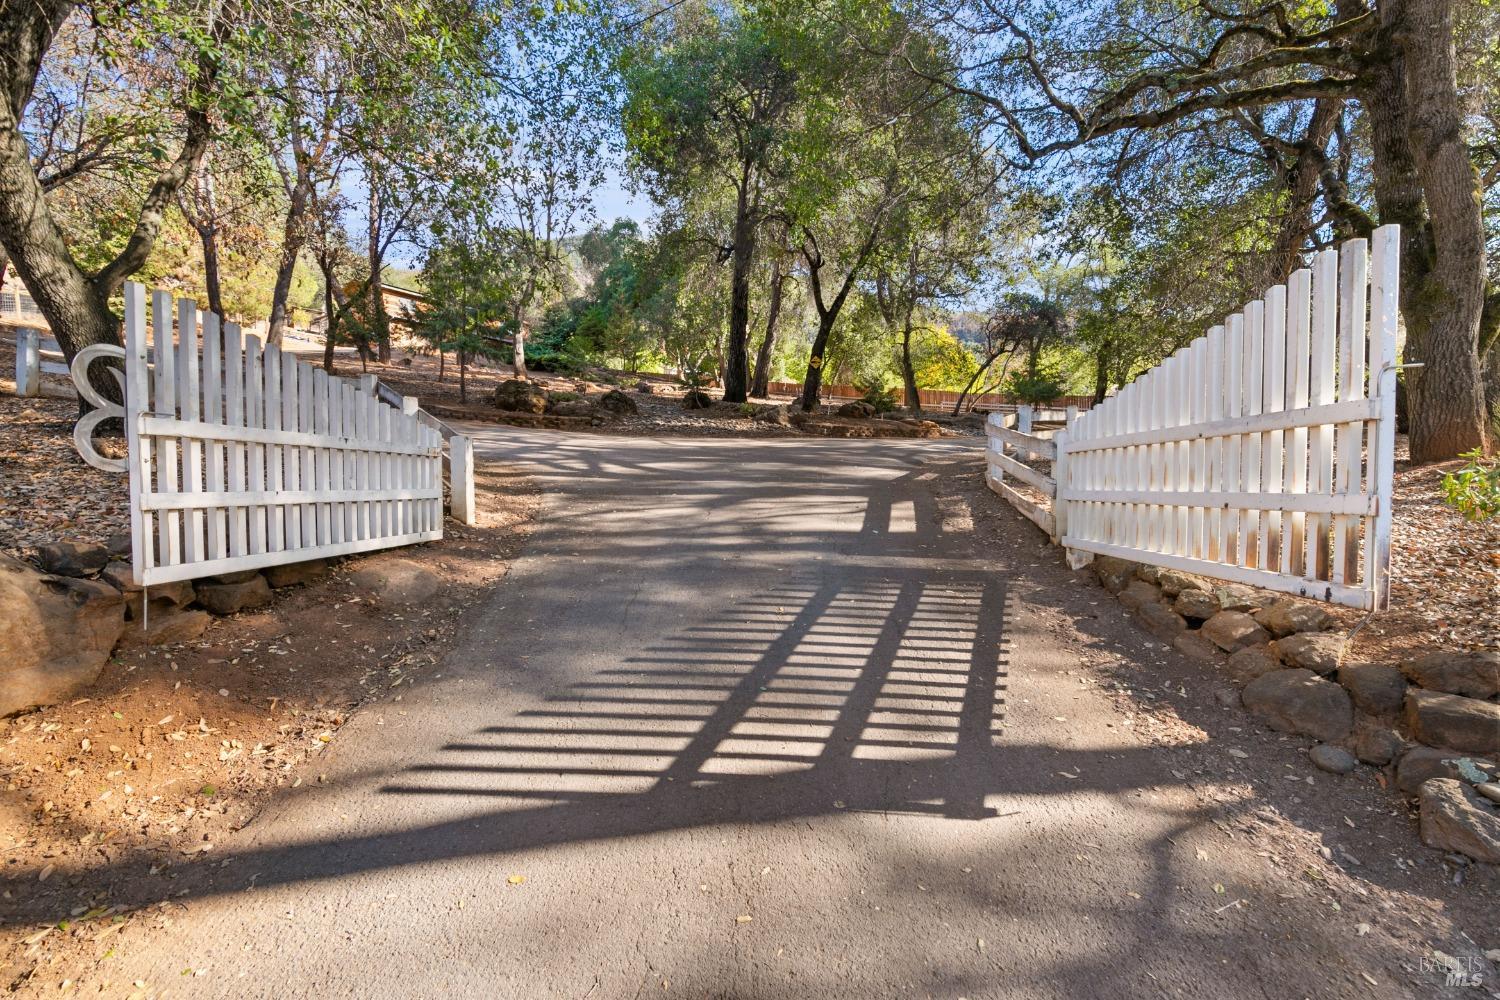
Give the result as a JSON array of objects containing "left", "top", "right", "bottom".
[
  {"left": 513, "top": 274, "right": 534, "bottom": 378},
  {"left": 723, "top": 175, "right": 756, "bottom": 404},
  {"left": 1092, "top": 346, "right": 1111, "bottom": 404},
  {"left": 798, "top": 315, "right": 836, "bottom": 412},
  {"left": 1265, "top": 99, "right": 1342, "bottom": 285},
  {"left": 459, "top": 348, "right": 467, "bottom": 403},
  {"left": 750, "top": 257, "right": 784, "bottom": 398},
  {"left": 1393, "top": 0, "right": 1489, "bottom": 460},
  {"left": 267, "top": 176, "right": 311, "bottom": 348},
  {"left": 367, "top": 185, "right": 390, "bottom": 362},
  {"left": 900, "top": 307, "right": 921, "bottom": 414}
]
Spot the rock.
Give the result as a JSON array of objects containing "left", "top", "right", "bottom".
[
  {"left": 1271, "top": 632, "right": 1345, "bottom": 675},
  {"left": 0, "top": 555, "right": 126, "bottom": 716},
  {"left": 1136, "top": 602, "right": 1187, "bottom": 642},
  {"left": 1173, "top": 588, "right": 1220, "bottom": 622},
  {"left": 100, "top": 560, "right": 138, "bottom": 593},
  {"left": 124, "top": 579, "right": 194, "bottom": 620},
  {"left": 117, "top": 608, "right": 211, "bottom": 648},
  {"left": 1395, "top": 746, "right": 1497, "bottom": 795},
  {"left": 1157, "top": 569, "right": 1207, "bottom": 598},
  {"left": 104, "top": 534, "right": 132, "bottom": 558},
  {"left": 1475, "top": 782, "right": 1500, "bottom": 805},
  {"left": 1172, "top": 631, "right": 1221, "bottom": 662},
  {"left": 1337, "top": 662, "right": 1407, "bottom": 716},
  {"left": 1225, "top": 646, "right": 1281, "bottom": 685},
  {"left": 547, "top": 399, "right": 594, "bottom": 418},
  {"left": 1310, "top": 744, "right": 1357, "bottom": 774},
  {"left": 1117, "top": 579, "right": 1162, "bottom": 612},
  {"left": 493, "top": 379, "right": 548, "bottom": 414},
  {"left": 1213, "top": 686, "right": 1240, "bottom": 709},
  {"left": 194, "top": 575, "right": 273, "bottom": 616},
  {"left": 1253, "top": 598, "right": 1334, "bottom": 638},
  {"left": 349, "top": 558, "right": 441, "bottom": 605},
  {"left": 1200, "top": 611, "right": 1270, "bottom": 652},
  {"left": 1242, "top": 668, "right": 1353, "bottom": 743},
  {"left": 264, "top": 559, "right": 330, "bottom": 589},
  {"left": 1093, "top": 556, "right": 1139, "bottom": 594},
  {"left": 1400, "top": 651, "right": 1500, "bottom": 700},
  {"left": 208, "top": 569, "right": 262, "bottom": 585},
  {"left": 1349, "top": 719, "right": 1406, "bottom": 766},
  {"left": 1214, "top": 584, "right": 1264, "bottom": 612},
  {"left": 836, "top": 400, "right": 876, "bottom": 418},
  {"left": 1135, "top": 565, "right": 1162, "bottom": 584},
  {"left": 753, "top": 404, "right": 790, "bottom": 427},
  {"left": 681, "top": 389, "right": 714, "bottom": 411},
  {"left": 1404, "top": 689, "right": 1500, "bottom": 754},
  {"left": 1418, "top": 779, "right": 1500, "bottom": 864},
  {"left": 597, "top": 389, "right": 639, "bottom": 417},
  {"left": 34, "top": 540, "right": 110, "bottom": 578},
  {"left": 635, "top": 380, "right": 660, "bottom": 394}
]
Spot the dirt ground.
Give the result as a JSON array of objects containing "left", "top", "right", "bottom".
[{"left": 0, "top": 462, "right": 536, "bottom": 990}]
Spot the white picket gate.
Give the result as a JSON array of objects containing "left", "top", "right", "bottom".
[
  {"left": 85, "top": 283, "right": 449, "bottom": 587},
  {"left": 988, "top": 225, "right": 1401, "bottom": 611}
]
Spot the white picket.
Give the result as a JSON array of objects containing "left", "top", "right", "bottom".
[
  {"left": 1039, "top": 229, "right": 1400, "bottom": 611},
  {"left": 111, "top": 283, "right": 445, "bottom": 586}
]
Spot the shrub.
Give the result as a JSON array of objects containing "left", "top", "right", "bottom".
[
  {"left": 1004, "top": 369, "right": 1066, "bottom": 406},
  {"left": 856, "top": 380, "right": 899, "bottom": 414},
  {"left": 737, "top": 401, "right": 757, "bottom": 417},
  {"left": 1441, "top": 448, "right": 1500, "bottom": 522}
]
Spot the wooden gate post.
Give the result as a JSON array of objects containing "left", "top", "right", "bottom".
[{"left": 450, "top": 434, "right": 477, "bottom": 526}]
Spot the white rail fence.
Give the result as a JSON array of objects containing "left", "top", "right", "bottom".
[
  {"left": 987, "top": 225, "right": 1400, "bottom": 611},
  {"left": 70, "top": 282, "right": 474, "bottom": 587}
]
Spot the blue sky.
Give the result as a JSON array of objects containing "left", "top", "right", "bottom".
[{"left": 590, "top": 166, "right": 655, "bottom": 228}]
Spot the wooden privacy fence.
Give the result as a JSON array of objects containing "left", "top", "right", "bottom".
[
  {"left": 987, "top": 226, "right": 1401, "bottom": 611},
  {"left": 78, "top": 283, "right": 472, "bottom": 588},
  {"left": 764, "top": 379, "right": 1095, "bottom": 413}
]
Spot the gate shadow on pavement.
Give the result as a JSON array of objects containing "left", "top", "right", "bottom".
[{"left": 381, "top": 568, "right": 1012, "bottom": 821}]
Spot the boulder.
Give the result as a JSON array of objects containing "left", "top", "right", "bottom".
[
  {"left": 1093, "top": 556, "right": 1139, "bottom": 594},
  {"left": 547, "top": 399, "right": 594, "bottom": 419},
  {"left": 597, "top": 389, "right": 639, "bottom": 417},
  {"left": 753, "top": 404, "right": 790, "bottom": 427},
  {"left": 1477, "top": 783, "right": 1500, "bottom": 805},
  {"left": 1174, "top": 588, "right": 1220, "bottom": 622},
  {"left": 1136, "top": 602, "right": 1187, "bottom": 642},
  {"left": 1404, "top": 689, "right": 1500, "bottom": 755},
  {"left": 1242, "top": 668, "right": 1353, "bottom": 743},
  {"left": 1271, "top": 632, "right": 1345, "bottom": 675},
  {"left": 1337, "top": 662, "right": 1407, "bottom": 716},
  {"left": 1158, "top": 569, "right": 1207, "bottom": 598},
  {"left": 34, "top": 540, "right": 110, "bottom": 578},
  {"left": 264, "top": 559, "right": 330, "bottom": 589},
  {"left": 1310, "top": 744, "right": 1357, "bottom": 774},
  {"left": 1400, "top": 651, "right": 1500, "bottom": 700},
  {"left": 1172, "top": 630, "right": 1221, "bottom": 662},
  {"left": 1349, "top": 719, "right": 1406, "bottom": 766},
  {"left": 117, "top": 608, "right": 211, "bottom": 649},
  {"left": 104, "top": 533, "right": 132, "bottom": 559},
  {"left": 1224, "top": 646, "right": 1281, "bottom": 685},
  {"left": 494, "top": 379, "right": 548, "bottom": 414},
  {"left": 350, "top": 558, "right": 441, "bottom": 605},
  {"left": 1395, "top": 746, "right": 1497, "bottom": 795},
  {"left": 635, "top": 380, "right": 660, "bottom": 395},
  {"left": 681, "top": 389, "right": 714, "bottom": 411},
  {"left": 1, "top": 555, "right": 126, "bottom": 716},
  {"left": 1135, "top": 565, "right": 1162, "bottom": 584},
  {"left": 1117, "top": 579, "right": 1162, "bottom": 612},
  {"left": 1418, "top": 779, "right": 1500, "bottom": 864},
  {"left": 194, "top": 574, "right": 273, "bottom": 616},
  {"left": 1214, "top": 584, "right": 1264, "bottom": 612},
  {"left": 836, "top": 400, "right": 876, "bottom": 418},
  {"left": 1200, "top": 611, "right": 1270, "bottom": 653},
  {"left": 1253, "top": 598, "right": 1334, "bottom": 638},
  {"left": 208, "top": 569, "right": 262, "bottom": 585}
]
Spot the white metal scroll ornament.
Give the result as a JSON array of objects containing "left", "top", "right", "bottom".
[{"left": 69, "top": 343, "right": 130, "bottom": 473}]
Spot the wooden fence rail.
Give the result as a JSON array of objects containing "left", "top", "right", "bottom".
[{"left": 987, "top": 226, "right": 1401, "bottom": 611}]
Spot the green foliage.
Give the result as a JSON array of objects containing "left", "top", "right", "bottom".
[
  {"left": 1440, "top": 449, "right": 1500, "bottom": 521},
  {"left": 1005, "top": 369, "right": 1066, "bottom": 405},
  {"left": 858, "top": 380, "right": 900, "bottom": 413}
]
